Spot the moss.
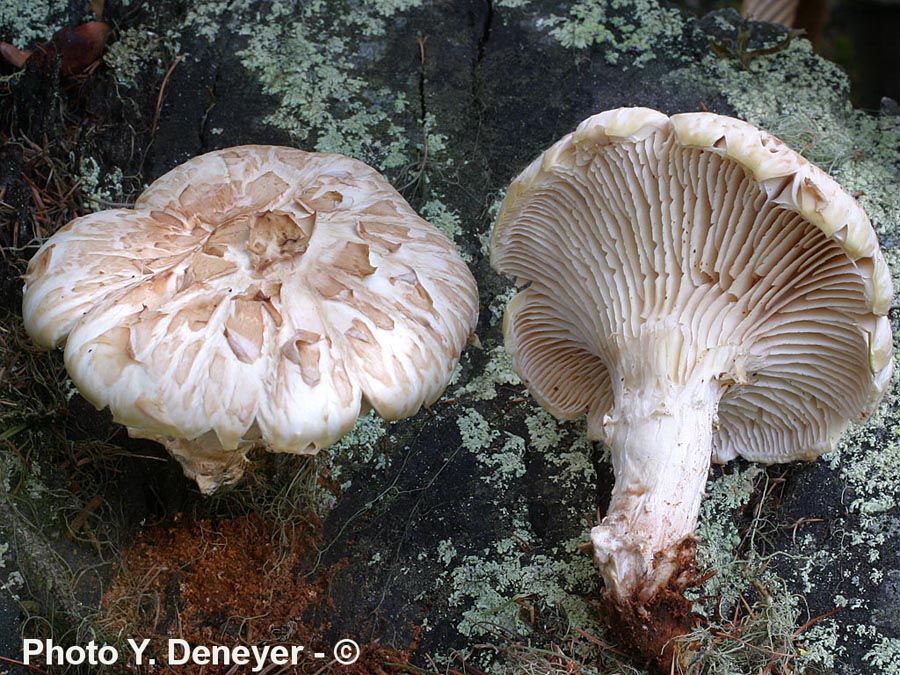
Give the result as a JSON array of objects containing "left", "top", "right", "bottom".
[{"left": 539, "top": 0, "right": 686, "bottom": 67}]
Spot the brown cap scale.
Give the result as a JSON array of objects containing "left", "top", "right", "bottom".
[
  {"left": 491, "top": 108, "right": 892, "bottom": 667},
  {"left": 23, "top": 146, "right": 478, "bottom": 493}
]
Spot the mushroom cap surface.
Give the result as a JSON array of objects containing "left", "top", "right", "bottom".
[
  {"left": 491, "top": 108, "right": 893, "bottom": 464},
  {"left": 24, "top": 146, "right": 478, "bottom": 482}
]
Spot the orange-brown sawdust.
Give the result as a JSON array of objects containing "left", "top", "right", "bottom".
[{"left": 101, "top": 514, "right": 412, "bottom": 674}]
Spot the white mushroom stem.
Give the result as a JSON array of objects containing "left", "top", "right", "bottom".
[{"left": 590, "top": 368, "right": 722, "bottom": 604}]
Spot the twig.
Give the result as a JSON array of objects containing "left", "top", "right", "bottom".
[
  {"left": 792, "top": 606, "right": 841, "bottom": 637},
  {"left": 0, "top": 655, "right": 46, "bottom": 673},
  {"left": 151, "top": 54, "right": 185, "bottom": 137},
  {"left": 574, "top": 627, "right": 631, "bottom": 658}
]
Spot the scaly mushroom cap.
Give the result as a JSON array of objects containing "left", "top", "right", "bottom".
[
  {"left": 24, "top": 146, "right": 478, "bottom": 491},
  {"left": 491, "top": 108, "right": 893, "bottom": 465}
]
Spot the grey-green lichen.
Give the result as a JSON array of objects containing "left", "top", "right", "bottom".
[
  {"left": 539, "top": 0, "right": 686, "bottom": 67},
  {"left": 693, "top": 464, "right": 763, "bottom": 614},
  {"left": 454, "top": 346, "right": 522, "bottom": 402},
  {"left": 457, "top": 409, "right": 498, "bottom": 454},
  {"left": 183, "top": 0, "right": 233, "bottom": 41},
  {"left": 478, "top": 434, "right": 527, "bottom": 487},
  {"left": 0, "top": 0, "right": 67, "bottom": 48},
  {"left": 236, "top": 0, "right": 420, "bottom": 168},
  {"left": 183, "top": 0, "right": 474, "bottom": 261},
  {"left": 7, "top": 2, "right": 899, "bottom": 673},
  {"left": 171, "top": 0, "right": 426, "bottom": 173},
  {"left": 327, "top": 410, "right": 388, "bottom": 475},
  {"left": 438, "top": 538, "right": 458, "bottom": 566},
  {"left": 447, "top": 530, "right": 601, "bottom": 642},
  {"left": 103, "top": 27, "right": 173, "bottom": 88},
  {"left": 457, "top": 407, "right": 526, "bottom": 487},
  {"left": 527, "top": 410, "right": 595, "bottom": 505},
  {"left": 421, "top": 199, "right": 468, "bottom": 257},
  {"left": 77, "top": 156, "right": 125, "bottom": 211},
  {"left": 441, "top": 386, "right": 604, "bottom": 671},
  {"left": 488, "top": 286, "right": 517, "bottom": 327},
  {"left": 865, "top": 637, "right": 900, "bottom": 675}
]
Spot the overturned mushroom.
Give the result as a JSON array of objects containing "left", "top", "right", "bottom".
[
  {"left": 490, "top": 108, "right": 892, "bottom": 668},
  {"left": 23, "top": 146, "right": 478, "bottom": 493}
]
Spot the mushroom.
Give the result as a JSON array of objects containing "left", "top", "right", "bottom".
[
  {"left": 23, "top": 146, "right": 478, "bottom": 493},
  {"left": 490, "top": 108, "right": 892, "bottom": 665}
]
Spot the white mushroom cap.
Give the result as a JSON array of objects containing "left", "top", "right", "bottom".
[
  {"left": 491, "top": 107, "right": 893, "bottom": 467},
  {"left": 23, "top": 146, "right": 478, "bottom": 491}
]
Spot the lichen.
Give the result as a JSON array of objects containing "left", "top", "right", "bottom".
[
  {"left": 454, "top": 346, "right": 521, "bottom": 402},
  {"left": 691, "top": 464, "right": 763, "bottom": 620},
  {"left": 421, "top": 199, "right": 467, "bottom": 254},
  {"left": 7, "top": 2, "right": 900, "bottom": 673},
  {"left": 328, "top": 410, "right": 388, "bottom": 472},
  {"left": 0, "top": 0, "right": 68, "bottom": 48},
  {"left": 447, "top": 532, "right": 601, "bottom": 643},
  {"left": 103, "top": 26, "right": 172, "bottom": 88},
  {"left": 477, "top": 433, "right": 526, "bottom": 487},
  {"left": 457, "top": 408, "right": 499, "bottom": 453},
  {"left": 488, "top": 286, "right": 516, "bottom": 327},
  {"left": 650, "top": 20, "right": 900, "bottom": 670},
  {"left": 864, "top": 636, "right": 900, "bottom": 675},
  {"left": 526, "top": 410, "right": 594, "bottom": 482},
  {"left": 539, "top": 0, "right": 686, "bottom": 67},
  {"left": 317, "top": 410, "right": 388, "bottom": 511},
  {"left": 235, "top": 0, "right": 421, "bottom": 169},
  {"left": 77, "top": 156, "right": 124, "bottom": 210},
  {"left": 438, "top": 539, "right": 458, "bottom": 566},
  {"left": 183, "top": 0, "right": 233, "bottom": 41}
]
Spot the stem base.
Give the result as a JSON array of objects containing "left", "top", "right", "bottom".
[{"left": 600, "top": 536, "right": 701, "bottom": 674}]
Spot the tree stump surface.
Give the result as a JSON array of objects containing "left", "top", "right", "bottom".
[{"left": 1, "top": 2, "right": 899, "bottom": 673}]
